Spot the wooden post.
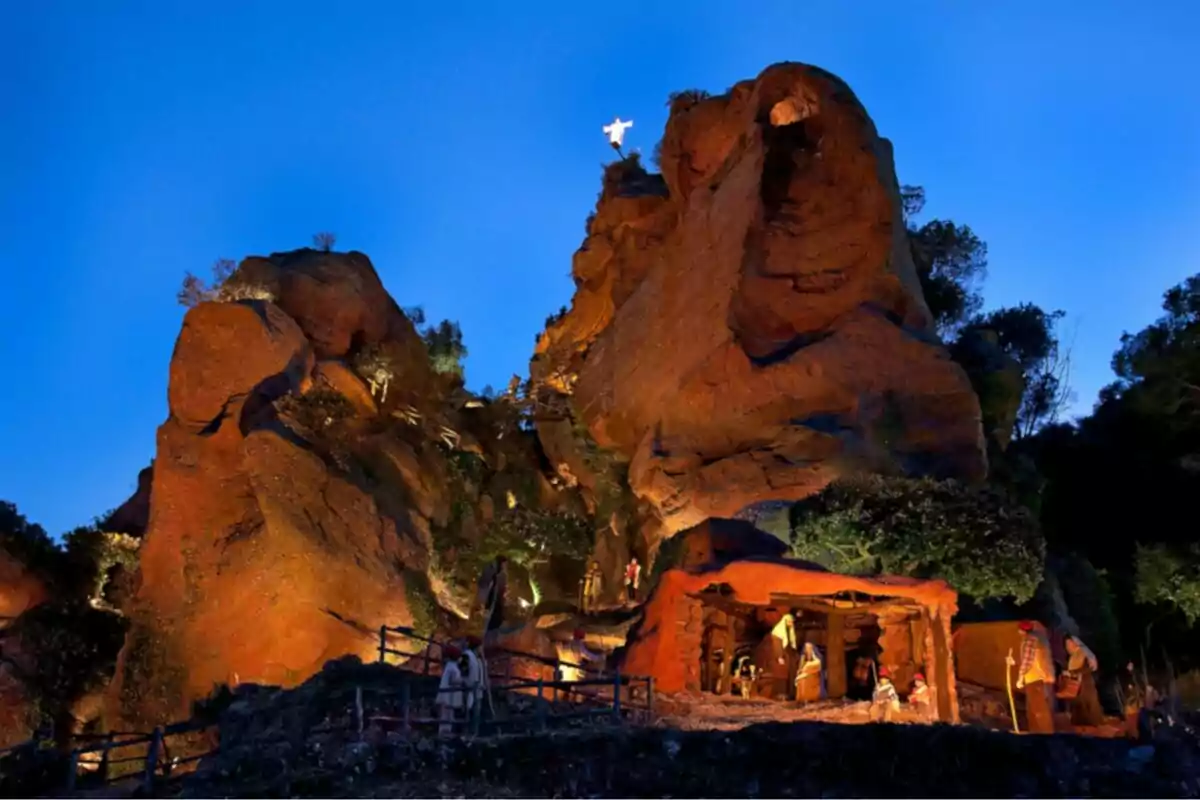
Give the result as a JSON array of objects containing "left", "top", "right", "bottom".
[
  {"left": 826, "top": 611, "right": 847, "bottom": 699},
  {"left": 355, "top": 686, "right": 364, "bottom": 741},
  {"left": 535, "top": 678, "right": 547, "bottom": 732},
  {"left": 143, "top": 727, "right": 163, "bottom": 794},
  {"left": 402, "top": 679, "right": 411, "bottom": 732},
  {"left": 423, "top": 645, "right": 432, "bottom": 676},
  {"left": 65, "top": 749, "right": 80, "bottom": 794},
  {"left": 717, "top": 621, "right": 736, "bottom": 695},
  {"left": 612, "top": 668, "right": 622, "bottom": 722},
  {"left": 647, "top": 677, "right": 655, "bottom": 721},
  {"left": 378, "top": 625, "right": 387, "bottom": 664},
  {"left": 99, "top": 731, "right": 114, "bottom": 782}
]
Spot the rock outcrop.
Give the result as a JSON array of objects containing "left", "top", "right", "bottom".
[
  {"left": 532, "top": 63, "right": 987, "bottom": 540},
  {"left": 111, "top": 249, "right": 589, "bottom": 727}
]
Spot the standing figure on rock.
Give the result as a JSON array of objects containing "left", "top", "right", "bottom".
[
  {"left": 870, "top": 667, "right": 901, "bottom": 723},
  {"left": 795, "top": 641, "right": 825, "bottom": 703},
  {"left": 1015, "top": 620, "right": 1056, "bottom": 734},
  {"left": 755, "top": 612, "right": 798, "bottom": 699},
  {"left": 1062, "top": 634, "right": 1104, "bottom": 727},
  {"left": 477, "top": 555, "right": 508, "bottom": 639},
  {"left": 581, "top": 561, "right": 603, "bottom": 612},
  {"left": 623, "top": 557, "right": 641, "bottom": 604},
  {"left": 908, "top": 673, "right": 933, "bottom": 721},
  {"left": 437, "top": 645, "right": 465, "bottom": 737}
]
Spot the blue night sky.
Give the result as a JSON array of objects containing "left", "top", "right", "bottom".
[{"left": 2, "top": 1, "right": 1198, "bottom": 535}]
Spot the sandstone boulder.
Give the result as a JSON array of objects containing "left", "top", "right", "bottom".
[
  {"left": 533, "top": 62, "right": 987, "bottom": 536},
  {"left": 112, "top": 258, "right": 432, "bottom": 726}
]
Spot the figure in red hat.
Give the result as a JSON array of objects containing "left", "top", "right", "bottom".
[
  {"left": 1014, "top": 620, "right": 1055, "bottom": 734},
  {"left": 559, "top": 627, "right": 604, "bottom": 682},
  {"left": 870, "top": 667, "right": 900, "bottom": 723},
  {"left": 908, "top": 672, "right": 932, "bottom": 721}
]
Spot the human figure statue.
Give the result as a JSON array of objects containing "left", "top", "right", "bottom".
[
  {"left": 477, "top": 555, "right": 509, "bottom": 639},
  {"left": 623, "top": 557, "right": 641, "bottom": 603},
  {"left": 581, "top": 560, "right": 603, "bottom": 612},
  {"left": 1015, "top": 620, "right": 1056, "bottom": 734},
  {"left": 734, "top": 655, "right": 757, "bottom": 699},
  {"left": 437, "top": 645, "right": 465, "bottom": 737},
  {"left": 1063, "top": 634, "right": 1104, "bottom": 726},
  {"left": 908, "top": 672, "right": 933, "bottom": 721},
  {"left": 755, "top": 612, "right": 798, "bottom": 700},
  {"left": 795, "top": 641, "right": 825, "bottom": 703},
  {"left": 870, "top": 668, "right": 901, "bottom": 723},
  {"left": 603, "top": 117, "right": 633, "bottom": 156}
]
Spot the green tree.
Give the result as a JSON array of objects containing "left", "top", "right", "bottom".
[
  {"left": 1135, "top": 543, "right": 1200, "bottom": 626},
  {"left": 0, "top": 501, "right": 62, "bottom": 581},
  {"left": 788, "top": 475, "right": 1046, "bottom": 602},
  {"left": 960, "top": 303, "right": 1073, "bottom": 440},
  {"left": 402, "top": 306, "right": 469, "bottom": 378},
  {"left": 902, "top": 188, "right": 989, "bottom": 339},
  {"left": 1111, "top": 274, "right": 1200, "bottom": 423}
]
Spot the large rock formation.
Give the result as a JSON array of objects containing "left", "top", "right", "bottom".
[
  {"left": 532, "top": 63, "right": 987, "bottom": 542},
  {"left": 111, "top": 249, "right": 589, "bottom": 726}
]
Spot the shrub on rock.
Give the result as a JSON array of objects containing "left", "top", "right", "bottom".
[{"left": 789, "top": 475, "right": 1045, "bottom": 602}]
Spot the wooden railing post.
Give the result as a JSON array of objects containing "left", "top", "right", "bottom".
[
  {"left": 143, "top": 726, "right": 163, "bottom": 794},
  {"left": 536, "top": 677, "right": 547, "bottom": 732},
  {"left": 378, "top": 625, "right": 388, "bottom": 664},
  {"left": 423, "top": 645, "right": 432, "bottom": 676},
  {"left": 402, "top": 679, "right": 411, "bottom": 732},
  {"left": 647, "top": 676, "right": 655, "bottom": 721},
  {"left": 99, "top": 730, "right": 114, "bottom": 782},
  {"left": 612, "top": 668, "right": 622, "bottom": 722}
]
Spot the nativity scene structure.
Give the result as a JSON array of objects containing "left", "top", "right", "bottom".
[{"left": 621, "top": 550, "right": 961, "bottom": 723}]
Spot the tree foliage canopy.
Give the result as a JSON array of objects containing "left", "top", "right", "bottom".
[
  {"left": 403, "top": 306, "right": 469, "bottom": 378},
  {"left": 788, "top": 475, "right": 1046, "bottom": 603},
  {"left": 1135, "top": 543, "right": 1200, "bottom": 626}
]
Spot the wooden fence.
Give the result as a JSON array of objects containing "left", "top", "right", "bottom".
[
  {"left": 0, "top": 627, "right": 654, "bottom": 795},
  {"left": 377, "top": 624, "right": 656, "bottom": 733}
]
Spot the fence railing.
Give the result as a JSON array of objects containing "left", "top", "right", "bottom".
[
  {"left": 377, "top": 625, "right": 655, "bottom": 731},
  {"left": 1, "top": 627, "right": 653, "bottom": 795}
]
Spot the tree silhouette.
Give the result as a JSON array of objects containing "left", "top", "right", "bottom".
[{"left": 312, "top": 232, "right": 337, "bottom": 252}]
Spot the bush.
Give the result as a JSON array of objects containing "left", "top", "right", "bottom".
[
  {"left": 61, "top": 528, "right": 140, "bottom": 607},
  {"left": 7, "top": 601, "right": 129, "bottom": 728},
  {"left": 404, "top": 571, "right": 438, "bottom": 640},
  {"left": 789, "top": 475, "right": 1046, "bottom": 602},
  {"left": 0, "top": 501, "right": 63, "bottom": 582},
  {"left": 178, "top": 258, "right": 273, "bottom": 307},
  {"left": 276, "top": 389, "right": 355, "bottom": 434},
  {"left": 667, "top": 88, "right": 711, "bottom": 109}
]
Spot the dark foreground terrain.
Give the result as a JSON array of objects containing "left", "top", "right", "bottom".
[{"left": 188, "top": 714, "right": 1200, "bottom": 798}]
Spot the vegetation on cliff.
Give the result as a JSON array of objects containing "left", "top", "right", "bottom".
[{"left": 788, "top": 475, "right": 1045, "bottom": 602}]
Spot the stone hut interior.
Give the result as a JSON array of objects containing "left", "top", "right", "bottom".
[
  {"left": 620, "top": 555, "right": 960, "bottom": 724},
  {"left": 695, "top": 584, "right": 955, "bottom": 721}
]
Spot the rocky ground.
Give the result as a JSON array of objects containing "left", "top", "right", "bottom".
[{"left": 182, "top": 717, "right": 1200, "bottom": 798}]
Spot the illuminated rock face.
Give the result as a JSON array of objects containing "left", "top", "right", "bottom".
[
  {"left": 111, "top": 251, "right": 432, "bottom": 726},
  {"left": 533, "top": 62, "right": 987, "bottom": 537}
]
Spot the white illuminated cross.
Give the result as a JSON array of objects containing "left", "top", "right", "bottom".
[{"left": 603, "top": 117, "right": 633, "bottom": 147}]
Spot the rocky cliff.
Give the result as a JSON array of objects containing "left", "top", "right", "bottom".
[
  {"left": 109, "top": 249, "right": 591, "bottom": 728},
  {"left": 531, "top": 63, "right": 987, "bottom": 557},
  {"left": 1, "top": 61, "right": 1004, "bottom": 736}
]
